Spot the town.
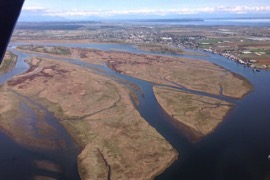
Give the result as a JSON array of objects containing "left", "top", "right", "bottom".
[{"left": 13, "top": 21, "right": 270, "bottom": 69}]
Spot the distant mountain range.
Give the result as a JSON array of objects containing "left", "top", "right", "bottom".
[{"left": 18, "top": 12, "right": 270, "bottom": 22}]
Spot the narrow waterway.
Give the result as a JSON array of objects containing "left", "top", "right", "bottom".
[
  {"left": 0, "top": 48, "right": 81, "bottom": 180},
  {"left": 3, "top": 43, "right": 270, "bottom": 179}
]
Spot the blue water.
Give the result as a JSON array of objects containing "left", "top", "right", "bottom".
[
  {"left": 118, "top": 18, "right": 270, "bottom": 27},
  {"left": 53, "top": 43, "right": 270, "bottom": 180},
  {"left": 4, "top": 42, "right": 270, "bottom": 179},
  {"left": 0, "top": 49, "right": 80, "bottom": 180}
]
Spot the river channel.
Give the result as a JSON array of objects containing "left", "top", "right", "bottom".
[
  {"left": 0, "top": 48, "right": 81, "bottom": 179},
  {"left": 2, "top": 43, "right": 270, "bottom": 179}
]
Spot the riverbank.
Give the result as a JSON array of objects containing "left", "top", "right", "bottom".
[
  {"left": 0, "top": 52, "right": 17, "bottom": 74},
  {"left": 3, "top": 55, "right": 177, "bottom": 179},
  {"left": 105, "top": 49, "right": 251, "bottom": 99},
  {"left": 138, "top": 43, "right": 184, "bottom": 54},
  {"left": 137, "top": 43, "right": 206, "bottom": 57},
  {"left": 17, "top": 45, "right": 252, "bottom": 99},
  {"left": 9, "top": 44, "right": 254, "bottom": 178},
  {"left": 0, "top": 89, "right": 65, "bottom": 151},
  {"left": 15, "top": 45, "right": 253, "bottom": 138},
  {"left": 9, "top": 22, "right": 270, "bottom": 179},
  {"left": 154, "top": 86, "right": 233, "bottom": 139}
]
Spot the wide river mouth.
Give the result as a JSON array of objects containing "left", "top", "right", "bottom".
[{"left": 2, "top": 42, "right": 270, "bottom": 179}]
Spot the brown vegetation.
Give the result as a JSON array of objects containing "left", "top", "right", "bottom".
[
  {"left": 154, "top": 86, "right": 233, "bottom": 137},
  {"left": 138, "top": 43, "right": 184, "bottom": 54},
  {"left": 18, "top": 45, "right": 252, "bottom": 100},
  {"left": 0, "top": 52, "right": 17, "bottom": 74},
  {"left": 0, "top": 89, "right": 63, "bottom": 151},
  {"left": 2, "top": 57, "right": 177, "bottom": 179}
]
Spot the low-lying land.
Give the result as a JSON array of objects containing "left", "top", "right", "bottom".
[
  {"left": 16, "top": 45, "right": 252, "bottom": 139},
  {"left": 6, "top": 22, "right": 264, "bottom": 179},
  {"left": 0, "top": 89, "right": 66, "bottom": 151},
  {"left": 2, "top": 56, "right": 177, "bottom": 179},
  {"left": 18, "top": 45, "right": 252, "bottom": 99},
  {"left": 12, "top": 23, "right": 270, "bottom": 69},
  {"left": 200, "top": 39, "right": 270, "bottom": 69},
  {"left": 154, "top": 86, "right": 233, "bottom": 136},
  {"left": 137, "top": 43, "right": 206, "bottom": 56},
  {"left": 109, "top": 53, "right": 251, "bottom": 99},
  {"left": 6, "top": 44, "right": 253, "bottom": 179},
  {"left": 0, "top": 52, "right": 17, "bottom": 74},
  {"left": 18, "top": 45, "right": 71, "bottom": 56},
  {"left": 138, "top": 44, "right": 184, "bottom": 54}
]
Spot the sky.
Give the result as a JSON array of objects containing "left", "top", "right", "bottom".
[{"left": 19, "top": 0, "right": 270, "bottom": 21}]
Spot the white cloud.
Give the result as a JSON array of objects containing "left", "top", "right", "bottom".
[
  {"left": 23, "top": 6, "right": 46, "bottom": 11},
  {"left": 22, "top": 6, "right": 270, "bottom": 17},
  {"left": 214, "top": 6, "right": 270, "bottom": 14}
]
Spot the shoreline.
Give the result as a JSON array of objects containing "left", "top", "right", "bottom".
[
  {"left": 14, "top": 44, "right": 253, "bottom": 135},
  {"left": 16, "top": 44, "right": 253, "bottom": 137},
  {"left": 17, "top": 44, "right": 254, "bottom": 100},
  {"left": 153, "top": 86, "right": 237, "bottom": 138},
  {"left": 11, "top": 39, "right": 130, "bottom": 46},
  {"left": 137, "top": 43, "right": 207, "bottom": 57},
  {"left": 202, "top": 48, "right": 270, "bottom": 70},
  {"left": 2, "top": 54, "right": 178, "bottom": 179},
  {"left": 2, "top": 43, "right": 254, "bottom": 179},
  {"left": 0, "top": 52, "right": 18, "bottom": 75}
]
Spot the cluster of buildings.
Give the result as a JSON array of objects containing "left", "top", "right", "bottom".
[
  {"left": 89, "top": 29, "right": 205, "bottom": 49},
  {"left": 203, "top": 48, "right": 265, "bottom": 70},
  {"left": 14, "top": 23, "right": 268, "bottom": 70}
]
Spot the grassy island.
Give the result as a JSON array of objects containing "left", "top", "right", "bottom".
[
  {"left": 0, "top": 52, "right": 17, "bottom": 74},
  {"left": 2, "top": 45, "right": 253, "bottom": 179},
  {"left": 1, "top": 55, "right": 177, "bottom": 179}
]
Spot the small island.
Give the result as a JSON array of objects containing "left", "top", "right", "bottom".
[
  {"left": 0, "top": 43, "right": 253, "bottom": 179},
  {"left": 16, "top": 45, "right": 253, "bottom": 139},
  {"left": 1, "top": 53, "right": 177, "bottom": 179}
]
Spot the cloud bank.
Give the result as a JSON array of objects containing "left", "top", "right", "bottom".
[{"left": 22, "top": 5, "right": 270, "bottom": 18}]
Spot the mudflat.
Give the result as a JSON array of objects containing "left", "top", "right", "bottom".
[{"left": 2, "top": 56, "right": 177, "bottom": 179}]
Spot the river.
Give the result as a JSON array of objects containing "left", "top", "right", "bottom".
[
  {"left": 0, "top": 48, "right": 81, "bottom": 179},
  {"left": 2, "top": 43, "right": 270, "bottom": 179}
]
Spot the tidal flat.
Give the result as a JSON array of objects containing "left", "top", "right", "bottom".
[
  {"left": 2, "top": 56, "right": 177, "bottom": 179},
  {"left": 0, "top": 44, "right": 253, "bottom": 179}
]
